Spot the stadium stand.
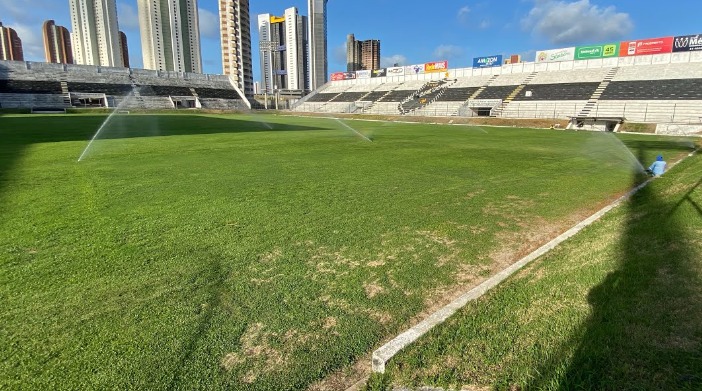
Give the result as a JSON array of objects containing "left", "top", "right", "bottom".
[
  {"left": 0, "top": 60, "right": 248, "bottom": 110},
  {"left": 292, "top": 52, "right": 702, "bottom": 127}
]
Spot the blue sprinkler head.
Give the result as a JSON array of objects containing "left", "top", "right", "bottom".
[{"left": 657, "top": 155, "right": 664, "bottom": 161}]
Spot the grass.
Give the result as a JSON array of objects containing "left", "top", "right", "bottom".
[
  {"left": 0, "top": 113, "right": 695, "bottom": 390},
  {"left": 384, "top": 147, "right": 702, "bottom": 390}
]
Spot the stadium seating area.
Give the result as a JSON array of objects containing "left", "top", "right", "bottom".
[
  {"left": 0, "top": 60, "right": 248, "bottom": 110},
  {"left": 293, "top": 58, "right": 702, "bottom": 124}
]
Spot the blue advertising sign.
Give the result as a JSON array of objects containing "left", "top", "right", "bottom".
[{"left": 473, "top": 55, "right": 503, "bottom": 68}]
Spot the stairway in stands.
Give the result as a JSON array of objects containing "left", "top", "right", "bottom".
[
  {"left": 576, "top": 67, "right": 619, "bottom": 117},
  {"left": 60, "top": 80, "right": 71, "bottom": 107},
  {"left": 468, "top": 74, "right": 499, "bottom": 99},
  {"left": 490, "top": 72, "right": 538, "bottom": 117}
]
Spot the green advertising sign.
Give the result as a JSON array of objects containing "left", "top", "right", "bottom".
[{"left": 575, "top": 43, "right": 620, "bottom": 60}]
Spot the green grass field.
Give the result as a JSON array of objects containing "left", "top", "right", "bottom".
[
  {"left": 382, "top": 152, "right": 702, "bottom": 391},
  {"left": 0, "top": 113, "right": 696, "bottom": 390}
]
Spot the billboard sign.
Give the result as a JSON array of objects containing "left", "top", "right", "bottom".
[
  {"left": 406, "top": 64, "right": 425, "bottom": 75},
  {"left": 343, "top": 72, "right": 357, "bottom": 80},
  {"left": 356, "top": 70, "right": 371, "bottom": 79},
  {"left": 371, "top": 68, "right": 387, "bottom": 78},
  {"left": 673, "top": 34, "right": 702, "bottom": 52},
  {"left": 425, "top": 60, "right": 448, "bottom": 72},
  {"left": 473, "top": 55, "right": 503, "bottom": 68},
  {"left": 387, "top": 66, "right": 405, "bottom": 76},
  {"left": 619, "top": 37, "right": 673, "bottom": 56},
  {"left": 536, "top": 47, "right": 575, "bottom": 63},
  {"left": 575, "top": 43, "right": 619, "bottom": 60},
  {"left": 331, "top": 72, "right": 345, "bottom": 81}
]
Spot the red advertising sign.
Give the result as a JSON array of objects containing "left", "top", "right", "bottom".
[
  {"left": 424, "top": 60, "right": 448, "bottom": 73},
  {"left": 619, "top": 37, "right": 673, "bottom": 57},
  {"left": 331, "top": 72, "right": 345, "bottom": 81}
]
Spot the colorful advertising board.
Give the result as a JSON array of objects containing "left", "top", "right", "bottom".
[
  {"left": 425, "top": 60, "right": 448, "bottom": 72},
  {"left": 356, "top": 70, "right": 371, "bottom": 79},
  {"left": 405, "top": 64, "right": 425, "bottom": 75},
  {"left": 574, "top": 43, "right": 619, "bottom": 60},
  {"left": 473, "top": 55, "right": 503, "bottom": 68},
  {"left": 673, "top": 34, "right": 702, "bottom": 52},
  {"left": 619, "top": 37, "right": 673, "bottom": 56},
  {"left": 331, "top": 72, "right": 345, "bottom": 81},
  {"left": 343, "top": 72, "right": 356, "bottom": 80},
  {"left": 371, "top": 68, "right": 387, "bottom": 78},
  {"left": 387, "top": 66, "right": 405, "bottom": 76},
  {"left": 536, "top": 47, "right": 575, "bottom": 63}
]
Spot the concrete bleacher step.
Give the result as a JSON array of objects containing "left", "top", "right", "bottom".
[
  {"left": 469, "top": 74, "right": 499, "bottom": 99},
  {"left": 576, "top": 67, "right": 620, "bottom": 117},
  {"left": 490, "top": 73, "right": 538, "bottom": 117}
]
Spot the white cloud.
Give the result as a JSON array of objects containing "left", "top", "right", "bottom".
[
  {"left": 117, "top": 3, "right": 140, "bottom": 30},
  {"left": 457, "top": 6, "right": 471, "bottom": 22},
  {"left": 433, "top": 45, "right": 464, "bottom": 60},
  {"left": 0, "top": 0, "right": 63, "bottom": 23},
  {"left": 11, "top": 22, "right": 44, "bottom": 61},
  {"left": 381, "top": 55, "right": 407, "bottom": 68},
  {"left": 198, "top": 8, "right": 219, "bottom": 39},
  {"left": 522, "top": 0, "right": 633, "bottom": 45},
  {"left": 333, "top": 42, "right": 347, "bottom": 65}
]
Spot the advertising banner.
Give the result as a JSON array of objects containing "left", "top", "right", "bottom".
[
  {"left": 673, "top": 34, "right": 702, "bottom": 52},
  {"left": 536, "top": 47, "right": 575, "bottom": 63},
  {"left": 331, "top": 72, "right": 345, "bottom": 81},
  {"left": 343, "top": 72, "right": 357, "bottom": 80},
  {"left": 405, "top": 64, "right": 425, "bottom": 75},
  {"left": 575, "top": 43, "right": 619, "bottom": 60},
  {"left": 371, "top": 68, "right": 387, "bottom": 78},
  {"left": 356, "top": 70, "right": 371, "bottom": 79},
  {"left": 387, "top": 66, "right": 405, "bottom": 76},
  {"left": 425, "top": 60, "right": 448, "bottom": 72},
  {"left": 473, "top": 55, "right": 503, "bottom": 68},
  {"left": 619, "top": 37, "right": 673, "bottom": 56}
]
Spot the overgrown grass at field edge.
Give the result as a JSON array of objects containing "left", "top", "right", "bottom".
[
  {"left": 0, "top": 113, "right": 695, "bottom": 390},
  {"left": 385, "top": 152, "right": 702, "bottom": 390}
]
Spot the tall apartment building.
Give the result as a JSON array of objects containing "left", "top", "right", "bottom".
[
  {"left": 43, "top": 20, "right": 73, "bottom": 64},
  {"left": 307, "top": 0, "right": 328, "bottom": 90},
  {"left": 0, "top": 22, "right": 24, "bottom": 61},
  {"left": 258, "top": 7, "right": 309, "bottom": 94},
  {"left": 138, "top": 0, "right": 202, "bottom": 73},
  {"left": 346, "top": 34, "right": 380, "bottom": 72},
  {"left": 219, "top": 0, "right": 254, "bottom": 96},
  {"left": 69, "top": 0, "right": 124, "bottom": 67},
  {"left": 119, "top": 31, "right": 129, "bottom": 67}
]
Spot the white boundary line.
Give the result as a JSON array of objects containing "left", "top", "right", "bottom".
[{"left": 371, "top": 148, "right": 698, "bottom": 373}]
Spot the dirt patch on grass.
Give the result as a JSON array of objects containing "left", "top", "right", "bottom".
[
  {"left": 363, "top": 281, "right": 385, "bottom": 298},
  {"left": 285, "top": 112, "right": 568, "bottom": 130},
  {"left": 220, "top": 322, "right": 286, "bottom": 382}
]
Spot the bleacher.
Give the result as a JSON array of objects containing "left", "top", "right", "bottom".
[
  {"left": 292, "top": 53, "right": 702, "bottom": 124},
  {"left": 0, "top": 79, "right": 62, "bottom": 94},
  {"left": 600, "top": 79, "right": 702, "bottom": 100},
  {"left": 0, "top": 60, "right": 247, "bottom": 110},
  {"left": 67, "top": 82, "right": 133, "bottom": 95},
  {"left": 513, "top": 82, "right": 600, "bottom": 101}
]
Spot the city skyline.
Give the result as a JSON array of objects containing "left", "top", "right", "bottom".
[
  {"left": 69, "top": 0, "right": 124, "bottom": 67},
  {"left": 138, "top": 0, "right": 202, "bottom": 73},
  {"left": 258, "top": 7, "right": 309, "bottom": 93},
  {"left": 219, "top": 0, "right": 253, "bottom": 96},
  {"left": 0, "top": 22, "right": 24, "bottom": 61},
  {"left": 3, "top": 1, "right": 702, "bottom": 81}
]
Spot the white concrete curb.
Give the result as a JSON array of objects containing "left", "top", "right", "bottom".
[{"left": 371, "top": 148, "right": 698, "bottom": 373}]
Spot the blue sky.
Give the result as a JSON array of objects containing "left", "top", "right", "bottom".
[{"left": 1, "top": 0, "right": 701, "bottom": 82}]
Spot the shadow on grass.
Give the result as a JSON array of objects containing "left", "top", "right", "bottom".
[{"left": 526, "top": 149, "right": 702, "bottom": 390}]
